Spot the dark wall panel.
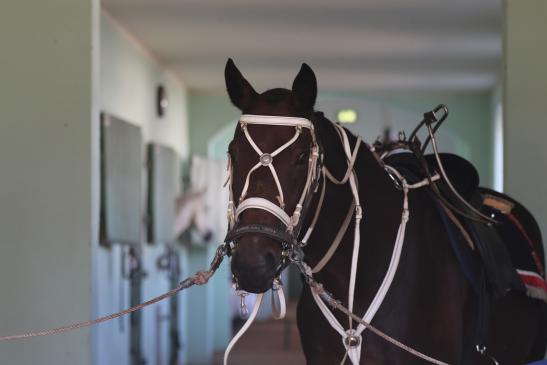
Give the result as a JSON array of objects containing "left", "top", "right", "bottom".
[
  {"left": 100, "top": 113, "right": 143, "bottom": 245},
  {"left": 147, "top": 143, "right": 180, "bottom": 244}
]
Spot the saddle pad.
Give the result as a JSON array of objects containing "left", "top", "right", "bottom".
[
  {"left": 385, "top": 154, "right": 547, "bottom": 303},
  {"left": 482, "top": 197, "right": 547, "bottom": 303},
  {"left": 436, "top": 198, "right": 547, "bottom": 303}
]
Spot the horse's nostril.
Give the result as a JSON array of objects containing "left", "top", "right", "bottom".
[{"left": 264, "top": 250, "right": 276, "bottom": 267}]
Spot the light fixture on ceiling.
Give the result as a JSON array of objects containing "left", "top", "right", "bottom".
[{"left": 337, "top": 109, "right": 358, "bottom": 124}]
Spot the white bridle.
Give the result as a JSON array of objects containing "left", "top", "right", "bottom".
[{"left": 225, "top": 114, "right": 321, "bottom": 235}]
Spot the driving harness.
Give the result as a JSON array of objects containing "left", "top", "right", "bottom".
[{"left": 222, "top": 113, "right": 441, "bottom": 365}]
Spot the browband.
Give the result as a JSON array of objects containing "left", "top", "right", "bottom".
[{"left": 239, "top": 114, "right": 314, "bottom": 130}]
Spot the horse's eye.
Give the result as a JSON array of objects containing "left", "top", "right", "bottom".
[{"left": 296, "top": 151, "right": 309, "bottom": 165}]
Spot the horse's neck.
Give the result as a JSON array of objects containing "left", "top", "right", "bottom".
[
  {"left": 301, "top": 120, "right": 472, "bottom": 359},
  {"left": 303, "top": 122, "right": 403, "bottom": 302}
]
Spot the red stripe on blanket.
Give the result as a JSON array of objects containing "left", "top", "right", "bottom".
[
  {"left": 518, "top": 270, "right": 547, "bottom": 292},
  {"left": 506, "top": 213, "right": 545, "bottom": 277}
]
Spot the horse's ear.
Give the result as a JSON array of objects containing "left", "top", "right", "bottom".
[
  {"left": 225, "top": 58, "right": 258, "bottom": 111},
  {"left": 292, "top": 63, "right": 317, "bottom": 110}
]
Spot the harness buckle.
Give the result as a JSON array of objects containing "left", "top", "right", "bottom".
[
  {"left": 289, "top": 204, "right": 303, "bottom": 230},
  {"left": 272, "top": 277, "right": 282, "bottom": 291},
  {"left": 402, "top": 209, "right": 409, "bottom": 223},
  {"left": 227, "top": 201, "right": 235, "bottom": 226},
  {"left": 236, "top": 291, "right": 249, "bottom": 318},
  {"left": 355, "top": 205, "right": 363, "bottom": 219}
]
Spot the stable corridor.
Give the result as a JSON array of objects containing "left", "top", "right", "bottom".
[{"left": 211, "top": 301, "right": 305, "bottom": 365}]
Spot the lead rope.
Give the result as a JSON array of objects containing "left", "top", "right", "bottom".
[
  {"left": 0, "top": 244, "right": 228, "bottom": 342},
  {"left": 291, "top": 256, "right": 450, "bottom": 365}
]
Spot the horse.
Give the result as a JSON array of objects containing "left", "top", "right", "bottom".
[{"left": 222, "top": 58, "right": 547, "bottom": 364}]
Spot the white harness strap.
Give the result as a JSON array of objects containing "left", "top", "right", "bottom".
[
  {"left": 239, "top": 114, "right": 314, "bottom": 128},
  {"left": 235, "top": 197, "right": 291, "bottom": 227},
  {"left": 223, "top": 292, "right": 264, "bottom": 365},
  {"left": 311, "top": 150, "right": 434, "bottom": 364},
  {"left": 271, "top": 279, "right": 287, "bottom": 320},
  {"left": 307, "top": 125, "right": 415, "bottom": 365},
  {"left": 240, "top": 124, "right": 302, "bottom": 207},
  {"left": 309, "top": 179, "right": 409, "bottom": 364},
  {"left": 324, "top": 125, "right": 362, "bottom": 186},
  {"left": 312, "top": 196, "right": 355, "bottom": 273},
  {"left": 301, "top": 172, "right": 326, "bottom": 246},
  {"left": 223, "top": 285, "right": 287, "bottom": 365},
  {"left": 227, "top": 114, "right": 319, "bottom": 233}
]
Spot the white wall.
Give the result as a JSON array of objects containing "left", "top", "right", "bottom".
[
  {"left": 0, "top": 1, "right": 99, "bottom": 364},
  {"left": 504, "top": 0, "right": 547, "bottom": 254},
  {"left": 96, "top": 11, "right": 189, "bottom": 365}
]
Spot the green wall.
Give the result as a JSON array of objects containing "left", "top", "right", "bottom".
[
  {"left": 0, "top": 1, "right": 99, "bottom": 364},
  {"left": 189, "top": 92, "right": 240, "bottom": 156},
  {"left": 98, "top": 12, "right": 190, "bottom": 365},
  {"left": 504, "top": 0, "right": 547, "bottom": 254},
  {"left": 190, "top": 91, "right": 494, "bottom": 187},
  {"left": 364, "top": 92, "right": 494, "bottom": 187}
]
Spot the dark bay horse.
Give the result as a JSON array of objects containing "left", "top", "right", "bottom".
[{"left": 223, "top": 58, "right": 546, "bottom": 364}]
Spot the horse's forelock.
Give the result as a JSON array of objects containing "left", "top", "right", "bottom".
[{"left": 261, "top": 88, "right": 291, "bottom": 103}]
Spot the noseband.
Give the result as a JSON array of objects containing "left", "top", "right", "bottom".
[{"left": 224, "top": 114, "right": 323, "bottom": 273}]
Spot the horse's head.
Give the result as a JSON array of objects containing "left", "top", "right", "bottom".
[{"left": 224, "top": 59, "right": 319, "bottom": 293}]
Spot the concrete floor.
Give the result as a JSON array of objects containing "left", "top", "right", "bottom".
[{"left": 211, "top": 301, "right": 306, "bottom": 365}]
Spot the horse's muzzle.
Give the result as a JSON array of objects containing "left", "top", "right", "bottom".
[{"left": 230, "top": 236, "right": 281, "bottom": 293}]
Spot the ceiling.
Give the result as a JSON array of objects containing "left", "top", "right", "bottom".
[{"left": 102, "top": 0, "right": 502, "bottom": 93}]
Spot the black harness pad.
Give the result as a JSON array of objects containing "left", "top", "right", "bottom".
[
  {"left": 385, "top": 152, "right": 479, "bottom": 201},
  {"left": 424, "top": 153, "right": 479, "bottom": 201}
]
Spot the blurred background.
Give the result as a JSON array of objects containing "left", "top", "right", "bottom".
[{"left": 0, "top": 0, "right": 545, "bottom": 364}]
